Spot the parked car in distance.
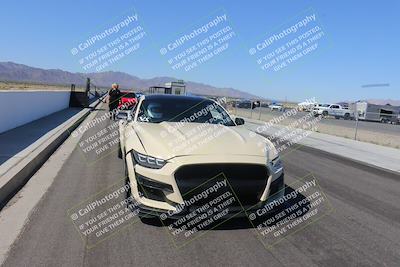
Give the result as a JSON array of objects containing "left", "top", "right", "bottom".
[
  {"left": 270, "top": 103, "right": 284, "bottom": 111},
  {"left": 298, "top": 101, "right": 317, "bottom": 112},
  {"left": 312, "top": 104, "right": 330, "bottom": 116},
  {"left": 380, "top": 114, "right": 400, "bottom": 124},
  {"left": 312, "top": 104, "right": 354, "bottom": 120},
  {"left": 236, "top": 100, "right": 252, "bottom": 109},
  {"left": 251, "top": 101, "right": 261, "bottom": 109},
  {"left": 118, "top": 91, "right": 137, "bottom": 110}
]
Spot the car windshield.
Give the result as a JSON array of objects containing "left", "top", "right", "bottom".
[
  {"left": 321, "top": 104, "right": 330, "bottom": 107},
  {"left": 137, "top": 97, "right": 235, "bottom": 126}
]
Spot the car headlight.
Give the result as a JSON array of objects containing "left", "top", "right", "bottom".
[
  {"left": 270, "top": 156, "right": 283, "bottom": 174},
  {"left": 132, "top": 151, "right": 166, "bottom": 169}
]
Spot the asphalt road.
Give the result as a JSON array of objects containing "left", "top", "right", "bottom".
[{"left": 3, "top": 107, "right": 400, "bottom": 267}]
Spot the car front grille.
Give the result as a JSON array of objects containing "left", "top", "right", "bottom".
[{"left": 174, "top": 164, "right": 269, "bottom": 206}]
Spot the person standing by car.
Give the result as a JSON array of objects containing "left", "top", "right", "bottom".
[{"left": 108, "top": 83, "right": 121, "bottom": 120}]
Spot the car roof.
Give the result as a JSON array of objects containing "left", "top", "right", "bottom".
[{"left": 144, "top": 94, "right": 208, "bottom": 102}]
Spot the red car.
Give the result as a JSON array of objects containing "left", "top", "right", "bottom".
[{"left": 118, "top": 91, "right": 137, "bottom": 110}]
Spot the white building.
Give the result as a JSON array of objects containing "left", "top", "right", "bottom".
[{"left": 149, "top": 80, "right": 186, "bottom": 95}]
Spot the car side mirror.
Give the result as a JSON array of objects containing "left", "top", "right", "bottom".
[
  {"left": 235, "top": 117, "right": 245, "bottom": 125},
  {"left": 116, "top": 112, "right": 129, "bottom": 121}
]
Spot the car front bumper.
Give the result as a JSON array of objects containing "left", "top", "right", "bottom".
[
  {"left": 136, "top": 173, "right": 285, "bottom": 220},
  {"left": 125, "top": 153, "right": 285, "bottom": 219}
]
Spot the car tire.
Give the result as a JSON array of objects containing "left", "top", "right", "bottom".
[
  {"left": 124, "top": 157, "right": 128, "bottom": 177},
  {"left": 322, "top": 111, "right": 328, "bottom": 116},
  {"left": 118, "top": 142, "right": 122, "bottom": 159},
  {"left": 124, "top": 159, "right": 133, "bottom": 208},
  {"left": 344, "top": 113, "right": 350, "bottom": 120}
]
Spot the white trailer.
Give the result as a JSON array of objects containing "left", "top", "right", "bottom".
[{"left": 353, "top": 102, "right": 400, "bottom": 123}]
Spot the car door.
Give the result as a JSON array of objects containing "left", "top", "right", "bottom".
[{"left": 330, "top": 105, "right": 339, "bottom": 116}]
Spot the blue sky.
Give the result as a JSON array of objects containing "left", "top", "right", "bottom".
[{"left": 0, "top": 0, "right": 399, "bottom": 102}]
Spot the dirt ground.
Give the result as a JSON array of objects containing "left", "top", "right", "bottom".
[{"left": 0, "top": 81, "right": 84, "bottom": 91}]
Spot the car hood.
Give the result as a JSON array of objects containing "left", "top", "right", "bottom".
[{"left": 130, "top": 122, "right": 276, "bottom": 160}]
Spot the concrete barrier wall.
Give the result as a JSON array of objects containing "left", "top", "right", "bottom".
[{"left": 0, "top": 91, "right": 71, "bottom": 134}]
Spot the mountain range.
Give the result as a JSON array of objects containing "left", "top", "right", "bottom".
[
  {"left": 0, "top": 61, "right": 259, "bottom": 99},
  {"left": 1, "top": 61, "right": 398, "bottom": 105},
  {"left": 358, "top": 99, "right": 400, "bottom": 106}
]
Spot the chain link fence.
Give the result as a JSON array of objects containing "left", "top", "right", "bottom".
[{"left": 226, "top": 100, "right": 400, "bottom": 149}]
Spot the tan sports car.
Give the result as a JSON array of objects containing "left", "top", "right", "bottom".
[{"left": 118, "top": 94, "right": 284, "bottom": 219}]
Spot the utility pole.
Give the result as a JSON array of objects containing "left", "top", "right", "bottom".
[
  {"left": 250, "top": 100, "right": 253, "bottom": 118},
  {"left": 235, "top": 100, "right": 237, "bottom": 115},
  {"left": 86, "top": 78, "right": 90, "bottom": 98},
  {"left": 354, "top": 111, "right": 359, "bottom": 140}
]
